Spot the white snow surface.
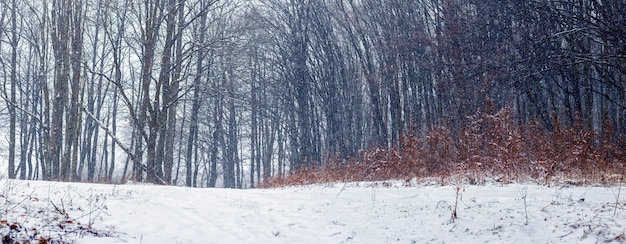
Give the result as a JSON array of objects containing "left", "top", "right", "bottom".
[{"left": 1, "top": 179, "right": 625, "bottom": 243}]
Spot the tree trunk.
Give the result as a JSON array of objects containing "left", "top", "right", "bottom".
[
  {"left": 8, "top": 0, "right": 18, "bottom": 179},
  {"left": 186, "top": 8, "right": 207, "bottom": 186}
]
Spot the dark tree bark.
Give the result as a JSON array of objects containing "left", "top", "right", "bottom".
[
  {"left": 49, "top": 0, "right": 72, "bottom": 180},
  {"left": 8, "top": 0, "right": 18, "bottom": 179}
]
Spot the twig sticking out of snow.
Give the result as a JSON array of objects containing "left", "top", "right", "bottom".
[
  {"left": 521, "top": 186, "right": 529, "bottom": 225},
  {"left": 335, "top": 183, "right": 347, "bottom": 199},
  {"left": 450, "top": 186, "right": 462, "bottom": 223},
  {"left": 615, "top": 175, "right": 623, "bottom": 217}
]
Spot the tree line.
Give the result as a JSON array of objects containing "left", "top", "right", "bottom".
[{"left": 1, "top": 0, "right": 624, "bottom": 187}]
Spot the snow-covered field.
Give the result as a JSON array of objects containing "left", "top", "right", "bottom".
[{"left": 1, "top": 179, "right": 625, "bottom": 243}]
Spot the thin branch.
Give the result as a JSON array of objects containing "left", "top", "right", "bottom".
[
  {"left": 81, "top": 104, "right": 136, "bottom": 163},
  {"left": 84, "top": 66, "right": 149, "bottom": 143}
]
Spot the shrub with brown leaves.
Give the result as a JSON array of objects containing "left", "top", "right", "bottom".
[{"left": 260, "top": 105, "right": 626, "bottom": 188}]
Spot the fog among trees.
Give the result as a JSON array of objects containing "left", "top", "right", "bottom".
[{"left": 1, "top": 0, "right": 624, "bottom": 187}]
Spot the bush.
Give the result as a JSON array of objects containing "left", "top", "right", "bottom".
[{"left": 259, "top": 105, "right": 626, "bottom": 188}]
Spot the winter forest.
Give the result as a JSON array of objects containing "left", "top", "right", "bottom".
[{"left": 0, "top": 0, "right": 625, "bottom": 188}]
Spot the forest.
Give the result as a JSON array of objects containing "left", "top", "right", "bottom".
[{"left": 0, "top": 0, "right": 624, "bottom": 187}]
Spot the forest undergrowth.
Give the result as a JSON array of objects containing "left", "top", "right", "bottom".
[
  {"left": 260, "top": 105, "right": 626, "bottom": 188},
  {"left": 0, "top": 181, "right": 115, "bottom": 243}
]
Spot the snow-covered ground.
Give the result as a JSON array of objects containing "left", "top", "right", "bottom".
[{"left": 1, "top": 179, "right": 625, "bottom": 243}]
